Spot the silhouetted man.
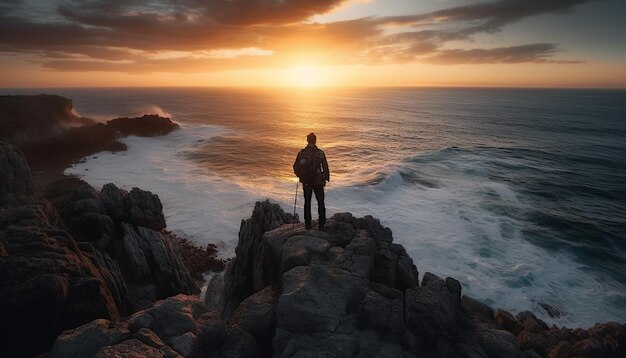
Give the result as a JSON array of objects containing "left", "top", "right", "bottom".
[{"left": 293, "top": 133, "right": 330, "bottom": 230}]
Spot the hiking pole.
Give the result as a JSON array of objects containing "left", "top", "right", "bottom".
[{"left": 293, "top": 180, "right": 298, "bottom": 229}]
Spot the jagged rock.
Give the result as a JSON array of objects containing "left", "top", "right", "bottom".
[
  {"left": 64, "top": 186, "right": 115, "bottom": 243},
  {"left": 107, "top": 114, "right": 179, "bottom": 137},
  {"left": 100, "top": 183, "right": 128, "bottom": 221},
  {"left": 0, "top": 143, "right": 32, "bottom": 207},
  {"left": 214, "top": 200, "right": 296, "bottom": 317},
  {"left": 135, "top": 226, "right": 196, "bottom": 296},
  {"left": 127, "top": 187, "right": 166, "bottom": 230},
  {"left": 60, "top": 183, "right": 197, "bottom": 310},
  {"left": 210, "top": 202, "right": 426, "bottom": 357},
  {"left": 120, "top": 223, "right": 152, "bottom": 283},
  {"left": 33, "top": 200, "right": 626, "bottom": 358}
]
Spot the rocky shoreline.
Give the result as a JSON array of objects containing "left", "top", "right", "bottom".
[{"left": 1, "top": 95, "right": 624, "bottom": 357}]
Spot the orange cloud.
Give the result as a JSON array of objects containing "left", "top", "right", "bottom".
[{"left": 0, "top": 0, "right": 594, "bottom": 74}]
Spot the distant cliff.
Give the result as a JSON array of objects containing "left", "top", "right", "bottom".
[
  {"left": 0, "top": 94, "right": 179, "bottom": 172},
  {"left": 0, "top": 94, "right": 93, "bottom": 143}
]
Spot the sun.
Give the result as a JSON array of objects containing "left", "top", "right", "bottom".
[{"left": 286, "top": 65, "right": 328, "bottom": 87}]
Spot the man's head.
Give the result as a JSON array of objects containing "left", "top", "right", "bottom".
[{"left": 307, "top": 132, "right": 316, "bottom": 145}]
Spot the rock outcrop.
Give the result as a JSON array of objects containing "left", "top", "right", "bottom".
[
  {"left": 0, "top": 94, "right": 93, "bottom": 143},
  {"left": 0, "top": 145, "right": 208, "bottom": 357},
  {"left": 62, "top": 182, "right": 197, "bottom": 310},
  {"left": 107, "top": 114, "right": 180, "bottom": 137},
  {"left": 202, "top": 201, "right": 625, "bottom": 358}
]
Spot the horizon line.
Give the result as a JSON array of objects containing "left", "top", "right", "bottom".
[{"left": 2, "top": 84, "right": 626, "bottom": 91}]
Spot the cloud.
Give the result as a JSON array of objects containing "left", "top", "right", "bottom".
[
  {"left": 424, "top": 43, "right": 584, "bottom": 64},
  {"left": 0, "top": 0, "right": 592, "bottom": 72}
]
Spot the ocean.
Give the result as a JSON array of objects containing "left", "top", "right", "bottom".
[{"left": 5, "top": 87, "right": 625, "bottom": 328}]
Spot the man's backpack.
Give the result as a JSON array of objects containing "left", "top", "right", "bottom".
[{"left": 296, "top": 148, "right": 320, "bottom": 184}]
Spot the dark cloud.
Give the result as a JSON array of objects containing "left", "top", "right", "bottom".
[
  {"left": 0, "top": 0, "right": 592, "bottom": 71},
  {"left": 424, "top": 43, "right": 583, "bottom": 64}
]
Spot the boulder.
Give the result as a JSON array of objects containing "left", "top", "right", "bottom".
[
  {"left": 127, "top": 187, "right": 166, "bottom": 230},
  {"left": 100, "top": 183, "right": 128, "bottom": 221}
]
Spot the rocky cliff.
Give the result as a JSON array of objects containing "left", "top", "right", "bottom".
[
  {"left": 0, "top": 144, "right": 206, "bottom": 357},
  {"left": 42, "top": 201, "right": 626, "bottom": 358}
]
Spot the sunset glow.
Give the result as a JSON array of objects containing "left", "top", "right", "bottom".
[
  {"left": 0, "top": 0, "right": 625, "bottom": 88},
  {"left": 286, "top": 66, "right": 330, "bottom": 87}
]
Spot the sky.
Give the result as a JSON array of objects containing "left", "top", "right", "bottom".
[{"left": 1, "top": 0, "right": 625, "bottom": 88}]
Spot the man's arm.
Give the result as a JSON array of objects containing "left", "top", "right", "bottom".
[
  {"left": 321, "top": 151, "right": 330, "bottom": 182},
  {"left": 293, "top": 150, "right": 301, "bottom": 176}
]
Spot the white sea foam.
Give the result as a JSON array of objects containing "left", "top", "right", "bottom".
[{"left": 66, "top": 123, "right": 626, "bottom": 328}]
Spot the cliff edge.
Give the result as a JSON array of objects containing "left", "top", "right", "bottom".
[{"left": 42, "top": 201, "right": 626, "bottom": 358}]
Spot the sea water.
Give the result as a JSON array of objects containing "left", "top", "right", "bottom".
[{"left": 5, "top": 87, "right": 625, "bottom": 328}]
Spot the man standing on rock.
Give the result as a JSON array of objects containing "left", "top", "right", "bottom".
[{"left": 293, "top": 133, "right": 330, "bottom": 230}]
